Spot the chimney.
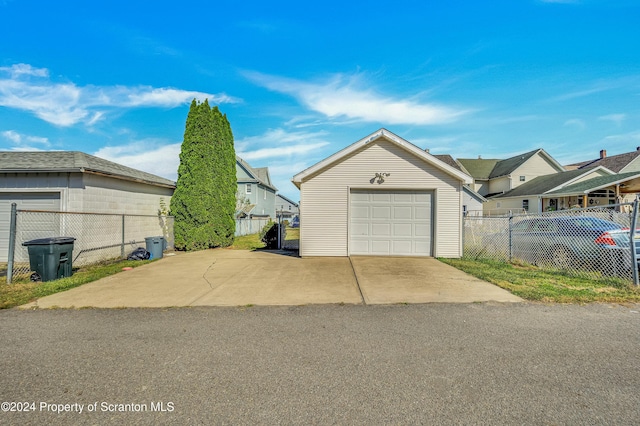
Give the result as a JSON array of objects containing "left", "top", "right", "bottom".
[{"left": 600, "top": 149, "right": 607, "bottom": 159}]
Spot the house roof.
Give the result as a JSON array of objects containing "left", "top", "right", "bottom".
[
  {"left": 292, "top": 128, "right": 473, "bottom": 188},
  {"left": 276, "top": 193, "right": 299, "bottom": 206},
  {"left": 570, "top": 150, "right": 640, "bottom": 173},
  {"left": 458, "top": 149, "right": 564, "bottom": 180},
  {"left": 463, "top": 186, "right": 487, "bottom": 202},
  {"left": 546, "top": 171, "right": 640, "bottom": 196},
  {"left": 456, "top": 158, "right": 499, "bottom": 180},
  {"left": 236, "top": 156, "right": 278, "bottom": 191},
  {"left": 491, "top": 167, "right": 608, "bottom": 199},
  {"left": 433, "top": 154, "right": 462, "bottom": 171},
  {"left": 0, "top": 151, "right": 175, "bottom": 188}
]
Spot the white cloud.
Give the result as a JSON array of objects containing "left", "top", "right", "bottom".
[
  {"left": 0, "top": 63, "right": 239, "bottom": 127},
  {"left": 600, "top": 130, "right": 640, "bottom": 144},
  {"left": 0, "top": 63, "right": 49, "bottom": 78},
  {"left": 598, "top": 113, "right": 626, "bottom": 126},
  {"left": 236, "top": 128, "right": 330, "bottom": 161},
  {"left": 245, "top": 71, "right": 469, "bottom": 125},
  {"left": 94, "top": 141, "right": 181, "bottom": 181},
  {"left": 1, "top": 129, "right": 50, "bottom": 146},
  {"left": 563, "top": 118, "right": 586, "bottom": 129}
]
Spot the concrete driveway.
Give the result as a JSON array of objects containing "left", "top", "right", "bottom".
[{"left": 23, "top": 250, "right": 521, "bottom": 308}]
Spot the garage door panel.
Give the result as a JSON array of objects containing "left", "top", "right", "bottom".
[
  {"left": 393, "top": 206, "right": 412, "bottom": 220},
  {"left": 372, "top": 206, "right": 391, "bottom": 219},
  {"left": 350, "top": 190, "right": 432, "bottom": 256},
  {"left": 351, "top": 223, "right": 369, "bottom": 236},
  {"left": 414, "top": 206, "right": 430, "bottom": 220},
  {"left": 372, "top": 193, "right": 392, "bottom": 202},
  {"left": 415, "top": 224, "right": 430, "bottom": 237},
  {"left": 393, "top": 193, "right": 412, "bottom": 202},
  {"left": 393, "top": 223, "right": 412, "bottom": 237},
  {"left": 372, "top": 223, "right": 391, "bottom": 236},
  {"left": 351, "top": 206, "right": 370, "bottom": 219},
  {"left": 371, "top": 240, "right": 390, "bottom": 254},
  {"left": 415, "top": 193, "right": 431, "bottom": 203},
  {"left": 392, "top": 240, "right": 413, "bottom": 254}
]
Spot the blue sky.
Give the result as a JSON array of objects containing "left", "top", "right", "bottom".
[{"left": 1, "top": 0, "right": 639, "bottom": 201}]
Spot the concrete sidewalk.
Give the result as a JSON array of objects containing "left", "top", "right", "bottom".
[{"left": 22, "top": 249, "right": 521, "bottom": 308}]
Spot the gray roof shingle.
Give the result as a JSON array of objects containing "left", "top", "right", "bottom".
[{"left": 0, "top": 151, "right": 175, "bottom": 187}]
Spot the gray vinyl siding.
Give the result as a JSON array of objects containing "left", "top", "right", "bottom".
[{"left": 300, "top": 139, "right": 463, "bottom": 257}]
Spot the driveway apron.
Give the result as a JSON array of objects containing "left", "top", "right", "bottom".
[
  {"left": 23, "top": 250, "right": 521, "bottom": 308},
  {"left": 349, "top": 256, "right": 522, "bottom": 304}
]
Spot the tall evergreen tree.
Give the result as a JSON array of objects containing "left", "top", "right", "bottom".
[{"left": 171, "top": 99, "right": 237, "bottom": 250}]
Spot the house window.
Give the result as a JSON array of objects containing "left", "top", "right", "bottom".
[
  {"left": 264, "top": 188, "right": 267, "bottom": 200},
  {"left": 519, "top": 176, "right": 526, "bottom": 182},
  {"left": 523, "top": 199, "right": 529, "bottom": 211},
  {"left": 245, "top": 184, "right": 251, "bottom": 194},
  {"left": 288, "top": 205, "right": 291, "bottom": 211}
]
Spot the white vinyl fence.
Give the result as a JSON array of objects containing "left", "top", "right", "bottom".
[{"left": 235, "top": 218, "right": 270, "bottom": 237}]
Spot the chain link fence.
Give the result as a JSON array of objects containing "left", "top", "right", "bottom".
[
  {"left": 6, "top": 209, "right": 173, "bottom": 282},
  {"left": 463, "top": 202, "right": 640, "bottom": 283}
]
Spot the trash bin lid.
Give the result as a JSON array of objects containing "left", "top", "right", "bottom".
[{"left": 22, "top": 237, "right": 76, "bottom": 246}]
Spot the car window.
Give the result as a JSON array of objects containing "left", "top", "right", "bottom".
[{"left": 569, "top": 218, "right": 621, "bottom": 231}]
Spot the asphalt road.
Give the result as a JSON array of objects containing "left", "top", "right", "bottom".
[{"left": 0, "top": 303, "right": 639, "bottom": 425}]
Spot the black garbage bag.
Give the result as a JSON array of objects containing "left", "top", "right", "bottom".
[{"left": 127, "top": 247, "right": 150, "bottom": 261}]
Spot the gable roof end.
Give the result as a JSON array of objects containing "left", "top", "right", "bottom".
[{"left": 292, "top": 128, "right": 473, "bottom": 188}]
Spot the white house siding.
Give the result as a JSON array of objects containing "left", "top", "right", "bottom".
[
  {"left": 511, "top": 154, "right": 563, "bottom": 188},
  {"left": 299, "top": 140, "right": 463, "bottom": 258},
  {"left": 571, "top": 169, "right": 610, "bottom": 185},
  {"left": 620, "top": 156, "right": 640, "bottom": 173},
  {"left": 488, "top": 176, "right": 511, "bottom": 195},
  {"left": 463, "top": 190, "right": 484, "bottom": 216},
  {"left": 484, "top": 196, "right": 536, "bottom": 215}
]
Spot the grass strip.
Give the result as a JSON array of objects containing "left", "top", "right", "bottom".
[
  {"left": 0, "top": 259, "right": 153, "bottom": 309},
  {"left": 440, "top": 257, "right": 640, "bottom": 303}
]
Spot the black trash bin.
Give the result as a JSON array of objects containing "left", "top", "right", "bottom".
[
  {"left": 22, "top": 237, "right": 76, "bottom": 282},
  {"left": 145, "top": 236, "right": 165, "bottom": 260}
]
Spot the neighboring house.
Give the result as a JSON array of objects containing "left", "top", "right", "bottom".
[
  {"left": 275, "top": 194, "right": 299, "bottom": 220},
  {"left": 236, "top": 156, "right": 277, "bottom": 218},
  {"left": 432, "top": 154, "right": 486, "bottom": 216},
  {"left": 458, "top": 149, "right": 565, "bottom": 197},
  {"left": 463, "top": 187, "right": 487, "bottom": 216},
  {"left": 292, "top": 128, "right": 473, "bottom": 258},
  {"left": 480, "top": 166, "right": 640, "bottom": 214},
  {"left": 565, "top": 148, "right": 640, "bottom": 173},
  {"left": 0, "top": 151, "right": 175, "bottom": 261}
]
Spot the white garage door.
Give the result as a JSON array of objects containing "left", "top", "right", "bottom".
[
  {"left": 349, "top": 190, "right": 433, "bottom": 256},
  {"left": 0, "top": 193, "right": 61, "bottom": 262}
]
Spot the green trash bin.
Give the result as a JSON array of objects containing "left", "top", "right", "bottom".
[
  {"left": 145, "top": 236, "right": 165, "bottom": 260},
  {"left": 22, "top": 237, "right": 76, "bottom": 282}
]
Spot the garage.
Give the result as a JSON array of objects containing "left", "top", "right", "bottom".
[
  {"left": 350, "top": 190, "right": 433, "bottom": 256},
  {"left": 0, "top": 192, "right": 61, "bottom": 261},
  {"left": 292, "top": 128, "right": 473, "bottom": 258}
]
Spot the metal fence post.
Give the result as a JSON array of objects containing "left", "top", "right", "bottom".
[
  {"left": 6, "top": 203, "right": 17, "bottom": 284},
  {"left": 508, "top": 212, "right": 513, "bottom": 262},
  {"left": 121, "top": 214, "right": 125, "bottom": 259},
  {"left": 630, "top": 198, "right": 639, "bottom": 286}
]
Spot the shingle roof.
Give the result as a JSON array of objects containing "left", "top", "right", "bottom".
[
  {"left": 0, "top": 151, "right": 175, "bottom": 188},
  {"left": 456, "top": 158, "right": 500, "bottom": 180},
  {"left": 573, "top": 150, "right": 640, "bottom": 173},
  {"left": 492, "top": 167, "right": 601, "bottom": 199},
  {"left": 489, "top": 149, "right": 540, "bottom": 179},
  {"left": 546, "top": 171, "right": 640, "bottom": 196},
  {"left": 236, "top": 156, "right": 277, "bottom": 191},
  {"left": 433, "top": 154, "right": 462, "bottom": 171}
]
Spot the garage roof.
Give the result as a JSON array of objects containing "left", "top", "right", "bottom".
[
  {"left": 292, "top": 128, "right": 473, "bottom": 188},
  {"left": 0, "top": 151, "right": 176, "bottom": 188}
]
